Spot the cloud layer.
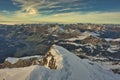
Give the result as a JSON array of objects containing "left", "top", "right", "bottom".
[{"left": 0, "top": 0, "right": 120, "bottom": 24}]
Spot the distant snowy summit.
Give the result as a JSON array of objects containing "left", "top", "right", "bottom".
[{"left": 0, "top": 45, "right": 120, "bottom": 80}]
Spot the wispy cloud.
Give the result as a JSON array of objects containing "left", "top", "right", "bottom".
[
  {"left": 0, "top": 0, "right": 120, "bottom": 24},
  {"left": 12, "top": 0, "right": 81, "bottom": 15}
]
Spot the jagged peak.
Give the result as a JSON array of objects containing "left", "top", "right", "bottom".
[{"left": 41, "top": 45, "right": 63, "bottom": 69}]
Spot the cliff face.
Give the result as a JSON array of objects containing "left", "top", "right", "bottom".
[
  {"left": 40, "top": 45, "right": 63, "bottom": 69},
  {"left": 41, "top": 52, "right": 57, "bottom": 69}
]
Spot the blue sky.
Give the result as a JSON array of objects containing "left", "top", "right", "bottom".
[{"left": 0, "top": 0, "right": 120, "bottom": 24}]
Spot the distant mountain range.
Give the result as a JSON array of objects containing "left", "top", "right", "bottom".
[{"left": 0, "top": 23, "right": 120, "bottom": 62}]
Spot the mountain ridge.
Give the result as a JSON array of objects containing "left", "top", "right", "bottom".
[{"left": 0, "top": 45, "right": 120, "bottom": 80}]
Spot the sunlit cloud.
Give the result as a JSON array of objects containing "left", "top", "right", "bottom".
[
  {"left": 0, "top": 0, "right": 120, "bottom": 24},
  {"left": 0, "top": 11, "right": 120, "bottom": 24},
  {"left": 12, "top": 0, "right": 81, "bottom": 16},
  {"left": 41, "top": 12, "right": 120, "bottom": 24}
]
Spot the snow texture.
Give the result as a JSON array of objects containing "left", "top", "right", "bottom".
[
  {"left": 5, "top": 55, "right": 41, "bottom": 64},
  {"left": 105, "top": 38, "right": 120, "bottom": 42},
  {"left": 66, "top": 31, "right": 99, "bottom": 41},
  {"left": 0, "top": 45, "right": 120, "bottom": 80}
]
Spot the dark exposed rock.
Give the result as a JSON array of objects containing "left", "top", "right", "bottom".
[
  {"left": 81, "top": 36, "right": 107, "bottom": 45},
  {"left": 112, "top": 69, "right": 120, "bottom": 74}
]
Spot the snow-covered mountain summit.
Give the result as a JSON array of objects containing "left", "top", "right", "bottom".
[{"left": 0, "top": 45, "right": 120, "bottom": 80}]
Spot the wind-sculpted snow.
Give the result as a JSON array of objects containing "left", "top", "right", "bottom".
[
  {"left": 29, "top": 45, "right": 120, "bottom": 80},
  {"left": 0, "top": 45, "right": 120, "bottom": 80}
]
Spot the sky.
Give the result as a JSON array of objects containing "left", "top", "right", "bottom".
[{"left": 0, "top": 0, "right": 120, "bottom": 24}]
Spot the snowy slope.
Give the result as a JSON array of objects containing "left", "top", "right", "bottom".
[
  {"left": 105, "top": 38, "right": 120, "bottom": 42},
  {"left": 66, "top": 31, "right": 99, "bottom": 41},
  {"left": 0, "top": 66, "right": 36, "bottom": 80},
  {"left": 0, "top": 45, "right": 120, "bottom": 80},
  {"left": 82, "top": 31, "right": 100, "bottom": 37},
  {"left": 5, "top": 55, "right": 41, "bottom": 64}
]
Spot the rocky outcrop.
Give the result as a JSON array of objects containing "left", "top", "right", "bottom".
[
  {"left": 0, "top": 57, "right": 41, "bottom": 69},
  {"left": 40, "top": 45, "right": 62, "bottom": 69},
  {"left": 41, "top": 52, "right": 57, "bottom": 69}
]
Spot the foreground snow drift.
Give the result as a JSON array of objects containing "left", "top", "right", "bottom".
[
  {"left": 0, "top": 45, "right": 120, "bottom": 80},
  {"left": 0, "top": 66, "right": 36, "bottom": 80}
]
